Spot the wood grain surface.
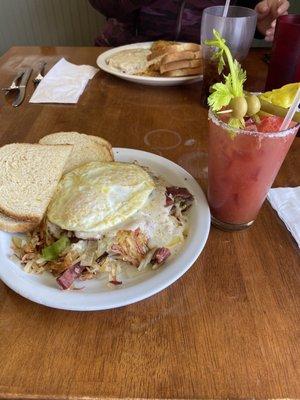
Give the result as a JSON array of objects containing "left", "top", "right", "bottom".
[{"left": 0, "top": 47, "right": 299, "bottom": 400}]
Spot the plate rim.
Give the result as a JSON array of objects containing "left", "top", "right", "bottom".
[
  {"left": 96, "top": 42, "right": 203, "bottom": 84},
  {"left": 0, "top": 148, "right": 211, "bottom": 311}
]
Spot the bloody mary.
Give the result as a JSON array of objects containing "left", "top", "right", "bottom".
[{"left": 208, "top": 110, "right": 299, "bottom": 230}]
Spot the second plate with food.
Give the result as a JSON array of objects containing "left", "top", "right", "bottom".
[{"left": 97, "top": 42, "right": 203, "bottom": 86}]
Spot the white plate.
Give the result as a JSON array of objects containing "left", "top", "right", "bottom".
[
  {"left": 97, "top": 42, "right": 203, "bottom": 86},
  {"left": 0, "top": 149, "right": 210, "bottom": 311}
]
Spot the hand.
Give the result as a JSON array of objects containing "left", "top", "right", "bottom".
[{"left": 255, "top": 0, "right": 290, "bottom": 42}]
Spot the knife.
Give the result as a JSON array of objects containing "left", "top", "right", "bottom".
[
  {"left": 12, "top": 67, "right": 32, "bottom": 107},
  {"left": 1, "top": 70, "right": 24, "bottom": 94}
]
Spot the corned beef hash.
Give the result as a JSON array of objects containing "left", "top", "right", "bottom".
[{"left": 11, "top": 161, "right": 194, "bottom": 290}]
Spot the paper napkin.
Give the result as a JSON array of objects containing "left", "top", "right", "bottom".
[
  {"left": 268, "top": 186, "right": 300, "bottom": 247},
  {"left": 30, "top": 58, "right": 99, "bottom": 104}
]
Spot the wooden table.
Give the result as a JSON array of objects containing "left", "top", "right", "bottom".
[{"left": 0, "top": 47, "right": 299, "bottom": 400}]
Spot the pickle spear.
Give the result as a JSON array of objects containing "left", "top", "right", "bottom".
[
  {"left": 259, "top": 83, "right": 300, "bottom": 122},
  {"left": 259, "top": 98, "right": 300, "bottom": 122}
]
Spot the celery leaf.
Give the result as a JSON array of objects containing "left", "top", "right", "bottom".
[{"left": 208, "top": 82, "right": 233, "bottom": 111}]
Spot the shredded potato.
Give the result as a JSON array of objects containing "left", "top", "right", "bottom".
[{"left": 11, "top": 183, "right": 193, "bottom": 289}]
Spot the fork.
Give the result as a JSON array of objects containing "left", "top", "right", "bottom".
[{"left": 33, "top": 61, "right": 46, "bottom": 85}]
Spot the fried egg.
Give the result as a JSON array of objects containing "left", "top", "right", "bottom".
[
  {"left": 106, "top": 183, "right": 186, "bottom": 249},
  {"left": 47, "top": 162, "right": 155, "bottom": 232}
]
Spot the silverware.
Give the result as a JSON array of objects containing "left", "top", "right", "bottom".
[
  {"left": 1, "top": 70, "right": 24, "bottom": 94},
  {"left": 33, "top": 61, "right": 46, "bottom": 85},
  {"left": 1, "top": 68, "right": 32, "bottom": 107},
  {"left": 13, "top": 68, "right": 32, "bottom": 107}
]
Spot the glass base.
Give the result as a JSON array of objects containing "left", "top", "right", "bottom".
[{"left": 211, "top": 216, "right": 254, "bottom": 231}]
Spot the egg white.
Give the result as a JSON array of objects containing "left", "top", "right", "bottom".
[
  {"left": 76, "top": 180, "right": 187, "bottom": 250},
  {"left": 47, "top": 161, "right": 155, "bottom": 232},
  {"left": 107, "top": 184, "right": 186, "bottom": 248}
]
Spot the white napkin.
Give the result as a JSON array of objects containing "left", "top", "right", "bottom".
[
  {"left": 268, "top": 187, "right": 300, "bottom": 247},
  {"left": 30, "top": 58, "right": 98, "bottom": 104}
]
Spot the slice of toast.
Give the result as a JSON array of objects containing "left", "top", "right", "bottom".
[
  {"left": 149, "top": 40, "right": 174, "bottom": 55},
  {"left": 160, "top": 59, "right": 202, "bottom": 74},
  {"left": 0, "top": 213, "right": 37, "bottom": 233},
  {"left": 148, "top": 42, "right": 201, "bottom": 61},
  {"left": 39, "top": 132, "right": 114, "bottom": 174},
  {"left": 0, "top": 143, "right": 72, "bottom": 222},
  {"left": 162, "top": 66, "right": 203, "bottom": 77},
  {"left": 87, "top": 135, "right": 114, "bottom": 159},
  {"left": 160, "top": 50, "right": 201, "bottom": 65}
]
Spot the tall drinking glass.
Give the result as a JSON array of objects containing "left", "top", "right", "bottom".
[
  {"left": 207, "top": 110, "right": 299, "bottom": 231},
  {"left": 265, "top": 15, "right": 300, "bottom": 91},
  {"left": 200, "top": 6, "right": 257, "bottom": 105}
]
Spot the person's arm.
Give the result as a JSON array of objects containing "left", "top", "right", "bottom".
[{"left": 88, "top": 0, "right": 153, "bottom": 19}]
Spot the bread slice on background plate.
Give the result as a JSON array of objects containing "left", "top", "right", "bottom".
[
  {"left": 146, "top": 41, "right": 202, "bottom": 75},
  {"left": 160, "top": 59, "right": 202, "bottom": 74},
  {"left": 148, "top": 41, "right": 201, "bottom": 61},
  {"left": 0, "top": 213, "right": 37, "bottom": 233},
  {"left": 0, "top": 143, "right": 72, "bottom": 223},
  {"left": 149, "top": 40, "right": 174, "bottom": 54},
  {"left": 162, "top": 66, "right": 203, "bottom": 77},
  {"left": 160, "top": 50, "right": 201, "bottom": 65},
  {"left": 39, "top": 132, "right": 114, "bottom": 174}
]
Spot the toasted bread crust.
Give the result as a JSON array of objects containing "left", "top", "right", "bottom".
[
  {"left": 88, "top": 135, "right": 114, "bottom": 159},
  {"left": 160, "top": 59, "right": 202, "bottom": 74},
  {"left": 0, "top": 213, "right": 37, "bottom": 233},
  {"left": 148, "top": 42, "right": 201, "bottom": 61},
  {"left": 0, "top": 208, "right": 40, "bottom": 222},
  {"left": 162, "top": 66, "right": 203, "bottom": 77},
  {"left": 161, "top": 50, "right": 201, "bottom": 65},
  {"left": 144, "top": 41, "right": 202, "bottom": 77},
  {"left": 39, "top": 132, "right": 114, "bottom": 173},
  {"left": 150, "top": 40, "right": 174, "bottom": 53}
]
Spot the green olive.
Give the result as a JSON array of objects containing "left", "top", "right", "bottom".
[
  {"left": 245, "top": 95, "right": 261, "bottom": 116},
  {"left": 230, "top": 96, "right": 248, "bottom": 119}
]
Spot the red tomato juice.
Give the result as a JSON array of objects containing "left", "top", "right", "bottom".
[{"left": 208, "top": 112, "right": 299, "bottom": 227}]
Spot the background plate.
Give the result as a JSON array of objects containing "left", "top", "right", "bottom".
[
  {"left": 97, "top": 42, "right": 203, "bottom": 86},
  {"left": 0, "top": 148, "right": 210, "bottom": 311}
]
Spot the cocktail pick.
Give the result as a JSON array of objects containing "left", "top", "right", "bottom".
[
  {"left": 279, "top": 87, "right": 300, "bottom": 131},
  {"left": 222, "top": 0, "right": 231, "bottom": 17}
]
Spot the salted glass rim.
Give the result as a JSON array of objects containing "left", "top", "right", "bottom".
[{"left": 208, "top": 109, "right": 300, "bottom": 138}]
